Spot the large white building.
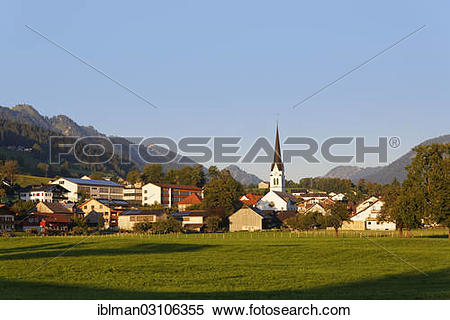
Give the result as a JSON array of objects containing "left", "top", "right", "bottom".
[
  {"left": 343, "top": 197, "right": 396, "bottom": 231},
  {"left": 256, "top": 125, "right": 297, "bottom": 212},
  {"left": 142, "top": 182, "right": 202, "bottom": 208},
  {"left": 51, "top": 177, "right": 124, "bottom": 202}
]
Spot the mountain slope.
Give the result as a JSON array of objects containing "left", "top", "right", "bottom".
[
  {"left": 224, "top": 165, "right": 263, "bottom": 186},
  {"left": 324, "top": 134, "right": 450, "bottom": 184},
  {"left": 0, "top": 104, "right": 196, "bottom": 171}
]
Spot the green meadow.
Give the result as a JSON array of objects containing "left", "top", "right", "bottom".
[{"left": 0, "top": 230, "right": 448, "bottom": 299}]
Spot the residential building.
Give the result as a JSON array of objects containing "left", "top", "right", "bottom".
[
  {"left": 21, "top": 213, "right": 72, "bottom": 233},
  {"left": 36, "top": 201, "right": 73, "bottom": 214},
  {"left": 19, "top": 184, "right": 69, "bottom": 203},
  {"left": 257, "top": 124, "right": 297, "bottom": 212},
  {"left": 342, "top": 197, "right": 395, "bottom": 231},
  {"left": 290, "top": 189, "right": 308, "bottom": 197},
  {"left": 172, "top": 210, "right": 208, "bottom": 232},
  {"left": 142, "top": 182, "right": 202, "bottom": 208},
  {"left": 178, "top": 193, "right": 203, "bottom": 211},
  {"left": 123, "top": 183, "right": 143, "bottom": 205},
  {"left": 51, "top": 177, "right": 124, "bottom": 202},
  {"left": 0, "top": 205, "right": 14, "bottom": 232},
  {"left": 118, "top": 209, "right": 166, "bottom": 231},
  {"left": 79, "top": 198, "right": 131, "bottom": 229},
  {"left": 229, "top": 206, "right": 279, "bottom": 232},
  {"left": 331, "top": 193, "right": 346, "bottom": 201},
  {"left": 296, "top": 192, "right": 330, "bottom": 203}
]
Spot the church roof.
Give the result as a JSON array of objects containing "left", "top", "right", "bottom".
[
  {"left": 273, "top": 191, "right": 298, "bottom": 203},
  {"left": 270, "top": 124, "right": 284, "bottom": 171}
]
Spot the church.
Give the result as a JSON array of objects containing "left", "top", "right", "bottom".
[{"left": 256, "top": 125, "right": 298, "bottom": 211}]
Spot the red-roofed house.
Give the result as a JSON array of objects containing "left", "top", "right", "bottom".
[
  {"left": 239, "top": 193, "right": 262, "bottom": 207},
  {"left": 178, "top": 193, "right": 203, "bottom": 211}
]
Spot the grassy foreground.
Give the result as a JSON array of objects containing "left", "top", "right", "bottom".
[{"left": 0, "top": 231, "right": 448, "bottom": 299}]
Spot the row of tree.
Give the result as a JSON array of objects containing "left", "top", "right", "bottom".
[{"left": 380, "top": 144, "right": 449, "bottom": 237}]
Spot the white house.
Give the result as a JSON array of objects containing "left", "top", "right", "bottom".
[
  {"left": 343, "top": 198, "right": 396, "bottom": 231},
  {"left": 331, "top": 193, "right": 346, "bottom": 201},
  {"left": 51, "top": 177, "right": 124, "bottom": 202},
  {"left": 142, "top": 182, "right": 202, "bottom": 208},
  {"left": 19, "top": 184, "right": 69, "bottom": 203},
  {"left": 256, "top": 124, "right": 297, "bottom": 212}
]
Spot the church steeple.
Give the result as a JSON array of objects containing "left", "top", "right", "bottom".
[{"left": 269, "top": 124, "right": 285, "bottom": 192}]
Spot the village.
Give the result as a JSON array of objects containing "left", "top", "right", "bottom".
[{"left": 0, "top": 126, "right": 397, "bottom": 236}]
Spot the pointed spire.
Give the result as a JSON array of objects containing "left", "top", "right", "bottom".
[{"left": 271, "top": 124, "right": 284, "bottom": 171}]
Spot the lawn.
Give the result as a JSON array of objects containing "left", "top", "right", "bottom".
[
  {"left": 0, "top": 231, "right": 448, "bottom": 299},
  {"left": 15, "top": 174, "right": 51, "bottom": 187}
]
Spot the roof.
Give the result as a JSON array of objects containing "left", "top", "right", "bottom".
[
  {"left": 239, "top": 193, "right": 262, "bottom": 206},
  {"left": 290, "top": 189, "right": 308, "bottom": 194},
  {"left": 273, "top": 191, "right": 298, "bottom": 203},
  {"left": 178, "top": 193, "right": 202, "bottom": 205},
  {"left": 30, "top": 184, "right": 69, "bottom": 193},
  {"left": 38, "top": 202, "right": 72, "bottom": 214},
  {"left": 96, "top": 199, "right": 130, "bottom": 206},
  {"left": 38, "top": 213, "right": 72, "bottom": 223},
  {"left": 271, "top": 124, "right": 284, "bottom": 171},
  {"left": 0, "top": 205, "right": 14, "bottom": 216},
  {"left": 149, "top": 183, "right": 202, "bottom": 191},
  {"left": 119, "top": 209, "right": 165, "bottom": 216},
  {"left": 297, "top": 193, "right": 329, "bottom": 198},
  {"left": 172, "top": 210, "right": 208, "bottom": 217},
  {"left": 63, "top": 177, "right": 122, "bottom": 187},
  {"left": 232, "top": 206, "right": 267, "bottom": 218},
  {"left": 276, "top": 210, "right": 297, "bottom": 222}
]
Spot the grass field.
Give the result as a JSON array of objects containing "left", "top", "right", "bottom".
[
  {"left": 0, "top": 230, "right": 449, "bottom": 299},
  {"left": 15, "top": 174, "right": 51, "bottom": 187}
]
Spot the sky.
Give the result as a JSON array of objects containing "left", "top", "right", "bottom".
[{"left": 1, "top": 0, "right": 449, "bottom": 181}]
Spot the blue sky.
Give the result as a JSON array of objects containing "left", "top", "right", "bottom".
[{"left": 1, "top": 0, "right": 449, "bottom": 181}]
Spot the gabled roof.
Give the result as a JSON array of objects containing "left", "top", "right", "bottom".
[
  {"left": 38, "top": 213, "right": 72, "bottom": 223},
  {"left": 178, "top": 193, "right": 202, "bottom": 205},
  {"left": 37, "top": 202, "right": 72, "bottom": 214},
  {"left": 30, "top": 184, "right": 69, "bottom": 193},
  {"left": 276, "top": 210, "right": 297, "bottom": 222},
  {"left": 273, "top": 191, "right": 298, "bottom": 203},
  {"left": 172, "top": 210, "right": 208, "bottom": 217},
  {"left": 63, "top": 177, "right": 122, "bottom": 187},
  {"left": 239, "top": 193, "right": 262, "bottom": 206}
]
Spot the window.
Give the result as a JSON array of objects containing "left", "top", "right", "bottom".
[
  {"left": 59, "top": 181, "right": 64, "bottom": 184},
  {"left": 144, "top": 190, "right": 147, "bottom": 194},
  {"left": 144, "top": 197, "right": 147, "bottom": 200}
]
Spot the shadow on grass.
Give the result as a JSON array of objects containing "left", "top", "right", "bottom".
[
  {"left": 0, "top": 268, "right": 448, "bottom": 300},
  {"left": 0, "top": 243, "right": 217, "bottom": 261}
]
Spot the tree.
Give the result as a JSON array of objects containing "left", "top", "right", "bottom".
[
  {"left": 405, "top": 144, "right": 450, "bottom": 237},
  {"left": 286, "top": 211, "right": 322, "bottom": 231},
  {"left": 208, "top": 166, "right": 220, "bottom": 180},
  {"left": 143, "top": 164, "right": 163, "bottom": 183},
  {"left": 11, "top": 200, "right": 35, "bottom": 217},
  {"left": 133, "top": 221, "right": 153, "bottom": 233},
  {"left": 0, "top": 189, "right": 6, "bottom": 203},
  {"left": 1, "top": 160, "right": 19, "bottom": 185},
  {"left": 321, "top": 202, "right": 351, "bottom": 237},
  {"left": 89, "top": 172, "right": 104, "bottom": 180},
  {"left": 203, "top": 170, "right": 244, "bottom": 215},
  {"left": 152, "top": 217, "right": 183, "bottom": 234},
  {"left": 205, "top": 216, "right": 221, "bottom": 232},
  {"left": 37, "top": 162, "right": 49, "bottom": 177},
  {"left": 126, "top": 170, "right": 142, "bottom": 184}
]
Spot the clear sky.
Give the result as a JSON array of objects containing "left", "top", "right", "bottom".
[{"left": 1, "top": 0, "right": 449, "bottom": 181}]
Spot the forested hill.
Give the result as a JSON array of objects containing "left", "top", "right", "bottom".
[{"left": 0, "top": 118, "right": 137, "bottom": 178}]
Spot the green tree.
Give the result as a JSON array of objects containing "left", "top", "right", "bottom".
[
  {"left": 37, "top": 162, "right": 49, "bottom": 177},
  {"left": 205, "top": 216, "right": 221, "bottom": 232},
  {"left": 11, "top": 200, "right": 35, "bottom": 217},
  {"left": 0, "top": 189, "right": 6, "bottom": 203},
  {"left": 321, "top": 202, "right": 350, "bottom": 237},
  {"left": 203, "top": 170, "right": 244, "bottom": 215},
  {"left": 152, "top": 217, "right": 183, "bottom": 234},
  {"left": 126, "top": 170, "right": 142, "bottom": 184},
  {"left": 143, "top": 164, "right": 163, "bottom": 183},
  {"left": 89, "top": 172, "right": 104, "bottom": 180}
]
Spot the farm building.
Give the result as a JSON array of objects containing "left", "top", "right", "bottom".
[
  {"left": 118, "top": 209, "right": 166, "bottom": 231},
  {"left": 229, "top": 206, "right": 279, "bottom": 232}
]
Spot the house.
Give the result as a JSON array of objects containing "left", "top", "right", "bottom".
[
  {"left": 142, "top": 182, "right": 202, "bottom": 208},
  {"left": 19, "top": 184, "right": 69, "bottom": 203},
  {"left": 342, "top": 197, "right": 395, "bottom": 231},
  {"left": 290, "top": 189, "right": 309, "bottom": 197},
  {"left": 178, "top": 193, "right": 203, "bottom": 211},
  {"left": 51, "top": 177, "right": 124, "bottom": 202},
  {"left": 331, "top": 193, "right": 346, "bottom": 201},
  {"left": 276, "top": 210, "right": 298, "bottom": 225},
  {"left": 239, "top": 193, "right": 262, "bottom": 207},
  {"left": 172, "top": 210, "right": 208, "bottom": 232},
  {"left": 256, "top": 124, "right": 297, "bottom": 212},
  {"left": 21, "top": 213, "right": 72, "bottom": 233},
  {"left": 258, "top": 181, "right": 269, "bottom": 189},
  {"left": 79, "top": 198, "right": 131, "bottom": 229},
  {"left": 0, "top": 205, "right": 14, "bottom": 232},
  {"left": 123, "top": 183, "right": 143, "bottom": 205},
  {"left": 117, "top": 209, "right": 166, "bottom": 231},
  {"left": 355, "top": 196, "right": 379, "bottom": 213},
  {"left": 304, "top": 203, "right": 328, "bottom": 215},
  {"left": 229, "top": 206, "right": 279, "bottom": 232},
  {"left": 36, "top": 201, "right": 73, "bottom": 214},
  {"left": 296, "top": 192, "right": 330, "bottom": 203}
]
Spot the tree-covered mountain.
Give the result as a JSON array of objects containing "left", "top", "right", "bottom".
[
  {"left": 0, "top": 104, "right": 196, "bottom": 173},
  {"left": 324, "top": 134, "right": 450, "bottom": 184}
]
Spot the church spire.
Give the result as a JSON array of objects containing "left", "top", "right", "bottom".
[{"left": 271, "top": 124, "right": 284, "bottom": 171}]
